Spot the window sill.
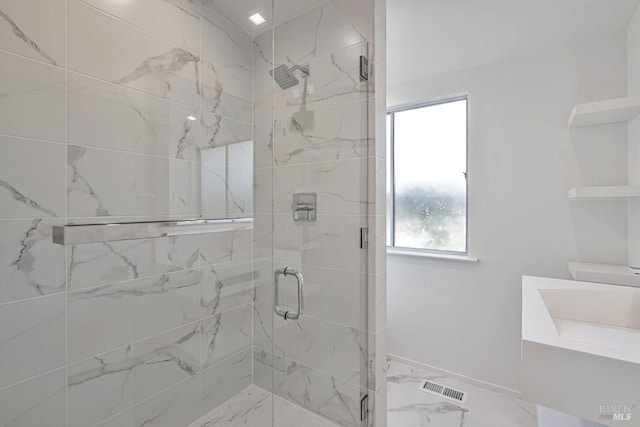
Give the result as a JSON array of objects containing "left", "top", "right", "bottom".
[{"left": 387, "top": 247, "right": 479, "bottom": 263}]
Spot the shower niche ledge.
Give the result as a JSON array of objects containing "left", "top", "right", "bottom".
[{"left": 568, "top": 95, "right": 640, "bottom": 128}]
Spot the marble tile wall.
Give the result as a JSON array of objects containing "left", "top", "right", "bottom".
[
  {"left": 0, "top": 0, "right": 256, "bottom": 426},
  {"left": 0, "top": 0, "right": 386, "bottom": 426},
  {"left": 251, "top": 2, "right": 386, "bottom": 426}
]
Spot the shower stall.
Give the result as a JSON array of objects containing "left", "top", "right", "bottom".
[{"left": 0, "top": 0, "right": 386, "bottom": 426}]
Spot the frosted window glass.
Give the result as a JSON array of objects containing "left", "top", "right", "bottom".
[{"left": 391, "top": 99, "right": 467, "bottom": 252}]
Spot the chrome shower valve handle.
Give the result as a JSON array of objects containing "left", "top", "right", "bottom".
[{"left": 274, "top": 267, "right": 304, "bottom": 320}]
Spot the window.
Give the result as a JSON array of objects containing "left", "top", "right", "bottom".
[{"left": 387, "top": 97, "right": 468, "bottom": 253}]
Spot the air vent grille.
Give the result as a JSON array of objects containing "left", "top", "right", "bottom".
[{"left": 419, "top": 380, "right": 467, "bottom": 404}]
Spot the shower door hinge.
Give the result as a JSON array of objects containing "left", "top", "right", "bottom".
[
  {"left": 359, "top": 55, "right": 369, "bottom": 81},
  {"left": 360, "top": 394, "right": 369, "bottom": 421},
  {"left": 360, "top": 227, "right": 369, "bottom": 249}
]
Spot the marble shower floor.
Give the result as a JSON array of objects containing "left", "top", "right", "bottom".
[
  {"left": 189, "top": 360, "right": 536, "bottom": 427},
  {"left": 387, "top": 359, "right": 538, "bottom": 427},
  {"left": 188, "top": 384, "right": 340, "bottom": 427}
]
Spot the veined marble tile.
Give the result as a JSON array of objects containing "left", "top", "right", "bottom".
[
  {"left": 68, "top": 0, "right": 200, "bottom": 107},
  {"left": 200, "top": 6, "right": 252, "bottom": 79},
  {"left": 0, "top": 0, "right": 66, "bottom": 66},
  {"left": 254, "top": 120, "right": 287, "bottom": 169},
  {"left": 68, "top": 72, "right": 201, "bottom": 160},
  {"left": 68, "top": 269, "right": 201, "bottom": 363},
  {"left": 68, "top": 321, "right": 200, "bottom": 427},
  {"left": 226, "top": 164, "right": 254, "bottom": 217},
  {"left": 252, "top": 213, "right": 282, "bottom": 261},
  {"left": 200, "top": 111, "right": 253, "bottom": 155},
  {"left": 252, "top": 257, "right": 279, "bottom": 306},
  {"left": 0, "top": 368, "right": 66, "bottom": 427},
  {"left": 0, "top": 136, "right": 65, "bottom": 219},
  {"left": 252, "top": 24, "right": 286, "bottom": 82},
  {"left": 274, "top": 393, "right": 344, "bottom": 427},
  {"left": 68, "top": 235, "right": 200, "bottom": 290},
  {"left": 288, "top": 265, "right": 368, "bottom": 331},
  {"left": 284, "top": 100, "right": 373, "bottom": 165},
  {"left": 80, "top": 0, "right": 201, "bottom": 54},
  {"left": 282, "top": 214, "right": 367, "bottom": 272},
  {"left": 287, "top": 315, "right": 369, "bottom": 389},
  {"left": 194, "top": 384, "right": 272, "bottom": 427},
  {"left": 368, "top": 213, "right": 386, "bottom": 275},
  {"left": 253, "top": 302, "right": 286, "bottom": 358},
  {"left": 95, "top": 376, "right": 200, "bottom": 427},
  {"left": 284, "top": 360, "right": 364, "bottom": 427},
  {"left": 286, "top": 42, "right": 372, "bottom": 111},
  {"left": 465, "top": 388, "right": 537, "bottom": 427},
  {"left": 200, "top": 304, "right": 251, "bottom": 369},
  {"left": 370, "top": 271, "right": 386, "bottom": 334},
  {"left": 386, "top": 359, "right": 475, "bottom": 411},
  {"left": 284, "top": 2, "right": 364, "bottom": 65},
  {"left": 200, "top": 162, "right": 227, "bottom": 218},
  {"left": 387, "top": 381, "right": 469, "bottom": 427},
  {"left": 0, "top": 293, "right": 65, "bottom": 388},
  {"left": 369, "top": 329, "right": 387, "bottom": 393},
  {"left": 194, "top": 383, "right": 342, "bottom": 427},
  {"left": 386, "top": 360, "right": 446, "bottom": 390},
  {"left": 0, "top": 53, "right": 65, "bottom": 142},
  {"left": 254, "top": 75, "right": 287, "bottom": 126},
  {"left": 171, "top": 158, "right": 202, "bottom": 216},
  {"left": 201, "top": 162, "right": 253, "bottom": 219},
  {"left": 0, "top": 219, "right": 66, "bottom": 304},
  {"left": 254, "top": 166, "right": 289, "bottom": 217},
  {"left": 228, "top": 139, "right": 253, "bottom": 169},
  {"left": 200, "top": 348, "right": 252, "bottom": 413},
  {"left": 200, "top": 261, "right": 253, "bottom": 316},
  {"left": 369, "top": 156, "right": 386, "bottom": 216},
  {"left": 200, "top": 229, "right": 252, "bottom": 267},
  {"left": 201, "top": 60, "right": 252, "bottom": 124},
  {"left": 282, "top": 158, "right": 369, "bottom": 216},
  {"left": 67, "top": 145, "right": 199, "bottom": 218},
  {"left": 370, "top": 375, "right": 386, "bottom": 427},
  {"left": 252, "top": 348, "right": 283, "bottom": 395}
]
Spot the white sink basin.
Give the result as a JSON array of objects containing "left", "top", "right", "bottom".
[{"left": 522, "top": 276, "right": 640, "bottom": 425}]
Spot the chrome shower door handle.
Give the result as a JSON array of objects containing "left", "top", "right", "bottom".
[{"left": 274, "top": 267, "right": 304, "bottom": 321}]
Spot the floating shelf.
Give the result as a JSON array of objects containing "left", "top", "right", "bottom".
[
  {"left": 568, "top": 96, "right": 640, "bottom": 128},
  {"left": 568, "top": 262, "right": 640, "bottom": 287},
  {"left": 568, "top": 186, "right": 640, "bottom": 200}
]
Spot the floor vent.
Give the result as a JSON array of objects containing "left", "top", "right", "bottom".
[{"left": 419, "top": 380, "right": 467, "bottom": 404}]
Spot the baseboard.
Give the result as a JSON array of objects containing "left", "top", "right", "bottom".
[{"left": 387, "top": 353, "right": 522, "bottom": 398}]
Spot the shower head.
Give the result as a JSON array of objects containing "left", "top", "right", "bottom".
[{"left": 270, "top": 64, "right": 310, "bottom": 90}]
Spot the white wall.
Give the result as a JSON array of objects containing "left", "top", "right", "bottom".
[{"left": 387, "top": 33, "right": 629, "bottom": 392}]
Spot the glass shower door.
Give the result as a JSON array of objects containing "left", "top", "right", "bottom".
[{"left": 254, "top": 1, "right": 376, "bottom": 425}]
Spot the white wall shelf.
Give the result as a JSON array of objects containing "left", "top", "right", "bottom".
[
  {"left": 568, "top": 262, "right": 640, "bottom": 287},
  {"left": 568, "top": 96, "right": 640, "bottom": 128},
  {"left": 568, "top": 185, "right": 640, "bottom": 200}
]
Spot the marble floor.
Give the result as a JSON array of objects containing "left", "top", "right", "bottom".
[
  {"left": 189, "top": 360, "right": 537, "bottom": 427},
  {"left": 189, "top": 384, "right": 339, "bottom": 427},
  {"left": 387, "top": 359, "right": 538, "bottom": 427}
]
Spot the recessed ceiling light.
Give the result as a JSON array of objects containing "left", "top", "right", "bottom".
[
  {"left": 249, "top": 13, "right": 265, "bottom": 26},
  {"left": 187, "top": 115, "right": 197, "bottom": 121}
]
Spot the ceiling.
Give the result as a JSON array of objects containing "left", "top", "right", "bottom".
[
  {"left": 387, "top": 0, "right": 640, "bottom": 88},
  {"left": 208, "top": 0, "right": 328, "bottom": 36}
]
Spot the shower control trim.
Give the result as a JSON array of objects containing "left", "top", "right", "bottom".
[
  {"left": 274, "top": 267, "right": 304, "bottom": 321},
  {"left": 292, "top": 193, "right": 316, "bottom": 221}
]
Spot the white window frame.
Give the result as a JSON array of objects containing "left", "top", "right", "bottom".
[{"left": 387, "top": 95, "right": 471, "bottom": 258}]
